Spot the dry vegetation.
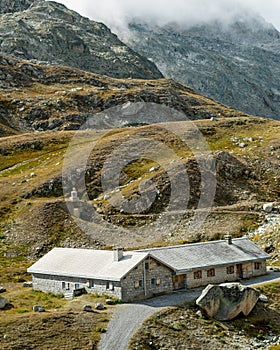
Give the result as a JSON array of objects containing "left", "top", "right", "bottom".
[
  {"left": 0, "top": 116, "right": 279, "bottom": 276},
  {"left": 0, "top": 57, "right": 280, "bottom": 350},
  {"left": 0, "top": 283, "right": 114, "bottom": 349}
]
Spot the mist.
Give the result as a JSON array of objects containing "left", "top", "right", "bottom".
[{"left": 58, "top": 0, "right": 280, "bottom": 32}]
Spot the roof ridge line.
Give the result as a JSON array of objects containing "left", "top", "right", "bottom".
[{"left": 136, "top": 237, "right": 247, "bottom": 252}]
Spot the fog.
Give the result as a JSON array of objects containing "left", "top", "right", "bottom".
[{"left": 58, "top": 0, "right": 280, "bottom": 31}]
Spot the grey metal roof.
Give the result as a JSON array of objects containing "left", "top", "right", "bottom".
[
  {"left": 27, "top": 248, "right": 148, "bottom": 281},
  {"left": 140, "top": 238, "right": 270, "bottom": 272}
]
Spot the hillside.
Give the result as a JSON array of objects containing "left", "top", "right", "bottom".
[
  {"left": 0, "top": 0, "right": 162, "bottom": 79},
  {"left": 0, "top": 54, "right": 250, "bottom": 136},
  {"left": 122, "top": 17, "right": 280, "bottom": 119},
  {"left": 0, "top": 116, "right": 279, "bottom": 282}
]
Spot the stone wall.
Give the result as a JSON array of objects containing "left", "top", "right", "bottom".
[
  {"left": 31, "top": 259, "right": 267, "bottom": 302},
  {"left": 32, "top": 273, "right": 122, "bottom": 299},
  {"left": 121, "top": 257, "right": 173, "bottom": 302},
  {"left": 186, "top": 260, "right": 267, "bottom": 288}
]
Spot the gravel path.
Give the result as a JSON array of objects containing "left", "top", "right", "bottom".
[{"left": 98, "top": 272, "right": 280, "bottom": 350}]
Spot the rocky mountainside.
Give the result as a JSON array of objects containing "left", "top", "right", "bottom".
[
  {"left": 0, "top": 0, "right": 162, "bottom": 79},
  {"left": 122, "top": 17, "right": 280, "bottom": 119},
  {"left": 0, "top": 54, "right": 250, "bottom": 136},
  {"left": 0, "top": 0, "right": 37, "bottom": 13}
]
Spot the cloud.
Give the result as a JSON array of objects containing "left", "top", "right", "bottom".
[{"left": 58, "top": 0, "right": 280, "bottom": 31}]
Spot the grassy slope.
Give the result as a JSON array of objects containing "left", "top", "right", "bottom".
[
  {"left": 0, "top": 95, "right": 279, "bottom": 350},
  {"left": 0, "top": 283, "right": 113, "bottom": 350},
  {"left": 0, "top": 116, "right": 279, "bottom": 284}
]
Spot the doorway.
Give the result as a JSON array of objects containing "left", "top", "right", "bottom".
[
  {"left": 172, "top": 274, "right": 186, "bottom": 290},
  {"left": 236, "top": 264, "right": 243, "bottom": 278}
]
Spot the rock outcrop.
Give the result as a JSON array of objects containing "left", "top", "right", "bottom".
[
  {"left": 0, "top": 0, "right": 37, "bottom": 14},
  {"left": 196, "top": 283, "right": 260, "bottom": 321},
  {"left": 0, "top": 296, "right": 9, "bottom": 309},
  {"left": 124, "top": 17, "right": 280, "bottom": 120},
  {"left": 0, "top": 54, "right": 251, "bottom": 135},
  {"left": 0, "top": 1, "right": 162, "bottom": 80}
]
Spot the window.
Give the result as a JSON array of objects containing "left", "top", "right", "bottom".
[
  {"left": 194, "top": 270, "right": 202, "bottom": 279},
  {"left": 156, "top": 278, "right": 161, "bottom": 286},
  {"left": 89, "top": 281, "right": 94, "bottom": 289},
  {"left": 134, "top": 280, "right": 143, "bottom": 289},
  {"left": 62, "top": 282, "right": 66, "bottom": 289},
  {"left": 207, "top": 269, "right": 215, "bottom": 277},
  {"left": 227, "top": 266, "right": 234, "bottom": 275},
  {"left": 75, "top": 283, "right": 80, "bottom": 290},
  {"left": 134, "top": 280, "right": 140, "bottom": 288},
  {"left": 151, "top": 278, "right": 156, "bottom": 286},
  {"left": 254, "top": 262, "right": 261, "bottom": 270},
  {"left": 145, "top": 261, "right": 155, "bottom": 270},
  {"left": 107, "top": 282, "right": 114, "bottom": 290}
]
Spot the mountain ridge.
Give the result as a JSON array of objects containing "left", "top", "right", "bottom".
[
  {"left": 0, "top": 0, "right": 163, "bottom": 79},
  {"left": 121, "top": 17, "right": 280, "bottom": 119},
  {"left": 0, "top": 53, "right": 252, "bottom": 136}
]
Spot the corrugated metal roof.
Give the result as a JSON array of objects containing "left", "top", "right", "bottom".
[
  {"left": 27, "top": 248, "right": 148, "bottom": 281},
  {"left": 140, "top": 238, "right": 270, "bottom": 272}
]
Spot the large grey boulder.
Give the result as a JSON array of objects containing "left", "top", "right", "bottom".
[
  {"left": 0, "top": 296, "right": 9, "bottom": 309},
  {"left": 196, "top": 283, "right": 260, "bottom": 321}
]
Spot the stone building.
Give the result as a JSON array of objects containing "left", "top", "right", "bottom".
[
  {"left": 27, "top": 236, "right": 269, "bottom": 302},
  {"left": 139, "top": 236, "right": 269, "bottom": 290}
]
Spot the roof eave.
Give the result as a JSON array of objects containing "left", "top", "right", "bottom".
[
  {"left": 173, "top": 257, "right": 270, "bottom": 274},
  {"left": 27, "top": 269, "right": 122, "bottom": 282}
]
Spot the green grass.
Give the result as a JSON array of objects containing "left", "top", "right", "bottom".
[
  {"left": 3, "top": 287, "right": 67, "bottom": 315},
  {"left": 0, "top": 242, "right": 30, "bottom": 283},
  {"left": 16, "top": 309, "right": 29, "bottom": 314}
]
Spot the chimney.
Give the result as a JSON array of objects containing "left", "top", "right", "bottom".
[
  {"left": 70, "top": 188, "right": 78, "bottom": 201},
  {"left": 113, "top": 248, "right": 124, "bottom": 262},
  {"left": 69, "top": 188, "right": 80, "bottom": 217},
  {"left": 224, "top": 234, "right": 232, "bottom": 245}
]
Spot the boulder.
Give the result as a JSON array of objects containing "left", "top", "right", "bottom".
[
  {"left": 95, "top": 303, "right": 105, "bottom": 310},
  {"left": 259, "top": 294, "right": 269, "bottom": 303},
  {"left": 0, "top": 296, "right": 9, "bottom": 309},
  {"left": 23, "top": 281, "right": 33, "bottom": 288},
  {"left": 83, "top": 305, "right": 93, "bottom": 312},
  {"left": 196, "top": 283, "right": 260, "bottom": 321},
  {"left": 263, "top": 203, "right": 274, "bottom": 213},
  {"left": 106, "top": 299, "right": 115, "bottom": 305},
  {"left": 0, "top": 287, "right": 6, "bottom": 293},
  {"left": 33, "top": 305, "right": 45, "bottom": 312}
]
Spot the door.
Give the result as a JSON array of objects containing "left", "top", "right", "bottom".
[
  {"left": 172, "top": 275, "right": 186, "bottom": 290},
  {"left": 236, "top": 264, "right": 243, "bottom": 278}
]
